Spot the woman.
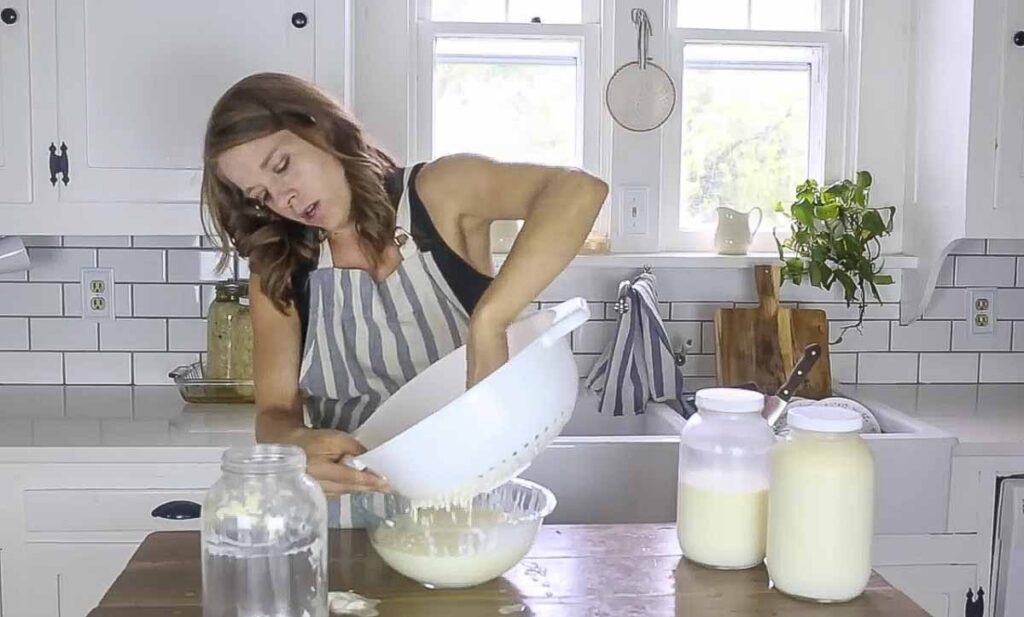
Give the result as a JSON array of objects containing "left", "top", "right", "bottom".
[{"left": 201, "top": 73, "right": 607, "bottom": 497}]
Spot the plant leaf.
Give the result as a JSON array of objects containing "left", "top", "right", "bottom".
[
  {"left": 792, "top": 201, "right": 815, "bottom": 227},
  {"left": 874, "top": 273, "right": 894, "bottom": 285},
  {"left": 856, "top": 170, "right": 873, "bottom": 189},
  {"left": 815, "top": 203, "right": 840, "bottom": 220},
  {"left": 863, "top": 209, "right": 885, "bottom": 234}
]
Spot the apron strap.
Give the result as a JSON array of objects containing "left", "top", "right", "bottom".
[{"left": 394, "top": 165, "right": 420, "bottom": 260}]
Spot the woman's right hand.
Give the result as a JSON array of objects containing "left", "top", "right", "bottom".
[{"left": 294, "top": 428, "right": 390, "bottom": 496}]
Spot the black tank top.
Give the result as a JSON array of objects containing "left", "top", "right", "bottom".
[{"left": 291, "top": 164, "right": 493, "bottom": 345}]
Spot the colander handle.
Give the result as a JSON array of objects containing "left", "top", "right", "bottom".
[{"left": 538, "top": 298, "right": 590, "bottom": 348}]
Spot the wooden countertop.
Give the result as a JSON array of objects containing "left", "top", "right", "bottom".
[{"left": 88, "top": 525, "right": 928, "bottom": 616}]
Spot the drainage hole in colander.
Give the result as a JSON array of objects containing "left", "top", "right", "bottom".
[{"left": 512, "top": 451, "right": 518, "bottom": 457}]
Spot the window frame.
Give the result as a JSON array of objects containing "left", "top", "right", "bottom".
[
  {"left": 411, "top": 0, "right": 604, "bottom": 175},
  {"left": 659, "top": 0, "right": 851, "bottom": 252}
]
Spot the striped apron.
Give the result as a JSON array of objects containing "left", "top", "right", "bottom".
[
  {"left": 298, "top": 167, "right": 471, "bottom": 428},
  {"left": 297, "top": 166, "right": 471, "bottom": 525}
]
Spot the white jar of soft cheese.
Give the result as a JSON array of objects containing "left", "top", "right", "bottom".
[
  {"left": 677, "top": 388, "right": 774, "bottom": 569},
  {"left": 766, "top": 406, "right": 875, "bottom": 602}
]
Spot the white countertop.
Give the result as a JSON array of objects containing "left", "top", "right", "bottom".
[
  {"left": 3, "top": 383, "right": 1023, "bottom": 458},
  {"left": 841, "top": 384, "right": 1024, "bottom": 456}
]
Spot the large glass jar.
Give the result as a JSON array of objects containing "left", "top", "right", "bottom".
[
  {"left": 202, "top": 444, "right": 328, "bottom": 617},
  {"left": 766, "top": 406, "right": 874, "bottom": 603},
  {"left": 677, "top": 388, "right": 774, "bottom": 569},
  {"left": 206, "top": 280, "right": 253, "bottom": 380}
]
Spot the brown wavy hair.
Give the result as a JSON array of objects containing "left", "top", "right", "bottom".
[{"left": 201, "top": 72, "right": 396, "bottom": 313}]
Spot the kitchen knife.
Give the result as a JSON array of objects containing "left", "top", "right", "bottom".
[{"left": 763, "top": 343, "right": 822, "bottom": 427}]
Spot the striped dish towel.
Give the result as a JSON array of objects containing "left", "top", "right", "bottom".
[{"left": 584, "top": 271, "right": 685, "bottom": 415}]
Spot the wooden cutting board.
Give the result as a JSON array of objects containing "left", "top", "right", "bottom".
[{"left": 715, "top": 265, "right": 832, "bottom": 399}]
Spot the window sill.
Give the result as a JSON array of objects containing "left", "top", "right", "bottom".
[{"left": 492, "top": 251, "right": 919, "bottom": 270}]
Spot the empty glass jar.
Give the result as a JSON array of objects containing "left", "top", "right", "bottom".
[
  {"left": 202, "top": 444, "right": 328, "bottom": 617},
  {"left": 677, "top": 387, "right": 774, "bottom": 569}
]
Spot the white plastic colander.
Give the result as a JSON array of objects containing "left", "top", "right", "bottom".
[{"left": 346, "top": 298, "right": 590, "bottom": 505}]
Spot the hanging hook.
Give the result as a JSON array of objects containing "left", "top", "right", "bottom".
[{"left": 631, "top": 8, "right": 653, "bottom": 70}]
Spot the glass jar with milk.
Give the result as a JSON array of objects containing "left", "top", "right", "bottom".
[
  {"left": 766, "top": 406, "right": 874, "bottom": 603},
  {"left": 677, "top": 388, "right": 774, "bottom": 569}
]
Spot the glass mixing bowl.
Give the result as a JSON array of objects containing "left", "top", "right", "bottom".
[{"left": 352, "top": 479, "right": 556, "bottom": 589}]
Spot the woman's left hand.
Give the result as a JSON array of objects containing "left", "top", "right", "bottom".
[{"left": 466, "top": 318, "right": 509, "bottom": 388}]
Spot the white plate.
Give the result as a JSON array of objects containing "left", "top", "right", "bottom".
[{"left": 780, "top": 397, "right": 882, "bottom": 434}]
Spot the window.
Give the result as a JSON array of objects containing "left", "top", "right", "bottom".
[
  {"left": 662, "top": 0, "right": 847, "bottom": 251},
  {"left": 414, "top": 0, "right": 601, "bottom": 173}
]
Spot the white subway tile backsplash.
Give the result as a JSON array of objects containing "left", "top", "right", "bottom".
[
  {"left": 133, "top": 353, "right": 199, "bottom": 385},
  {"left": 919, "top": 353, "right": 980, "bottom": 383},
  {"left": 26, "top": 248, "right": 96, "bottom": 282},
  {"left": 100, "top": 319, "right": 167, "bottom": 351},
  {"left": 1014, "top": 322, "right": 1024, "bottom": 352},
  {"left": 0, "top": 270, "right": 28, "bottom": 281},
  {"left": 936, "top": 256, "right": 954, "bottom": 287},
  {"left": 856, "top": 353, "right": 918, "bottom": 383},
  {"left": 951, "top": 320, "right": 1012, "bottom": 351},
  {"left": 0, "top": 318, "right": 29, "bottom": 350},
  {"left": 997, "top": 289, "right": 1024, "bottom": 320},
  {"left": 798, "top": 302, "right": 900, "bottom": 321},
  {"left": 830, "top": 353, "right": 858, "bottom": 384},
  {"left": 573, "top": 321, "right": 615, "bottom": 354},
  {"left": 986, "top": 240, "right": 1024, "bottom": 255},
  {"left": 924, "top": 288, "right": 967, "bottom": 320},
  {"left": 201, "top": 284, "right": 217, "bottom": 318},
  {"left": 573, "top": 353, "right": 599, "bottom": 378},
  {"left": 1018, "top": 258, "right": 1023, "bottom": 287},
  {"left": 829, "top": 321, "right": 890, "bottom": 352},
  {"left": 0, "top": 283, "right": 63, "bottom": 316},
  {"left": 132, "top": 235, "right": 201, "bottom": 248},
  {"left": 537, "top": 268, "right": 636, "bottom": 302},
  {"left": 134, "top": 284, "right": 201, "bottom": 317},
  {"left": 21, "top": 236, "right": 61, "bottom": 247},
  {"left": 657, "top": 269, "right": 758, "bottom": 303},
  {"left": 954, "top": 256, "right": 1017, "bottom": 287},
  {"left": 701, "top": 322, "right": 716, "bottom": 354},
  {"left": 168, "top": 319, "right": 207, "bottom": 352},
  {"left": 64, "top": 353, "right": 132, "bottom": 384},
  {"left": 669, "top": 302, "right": 731, "bottom": 321},
  {"left": 664, "top": 322, "right": 701, "bottom": 354},
  {"left": 890, "top": 321, "right": 951, "bottom": 352},
  {"left": 0, "top": 352, "right": 63, "bottom": 384},
  {"left": 30, "top": 318, "right": 98, "bottom": 351},
  {"left": 63, "top": 283, "right": 132, "bottom": 317},
  {"left": 63, "top": 236, "right": 131, "bottom": 248},
  {"left": 168, "top": 250, "right": 233, "bottom": 282},
  {"left": 979, "top": 353, "right": 1024, "bottom": 383},
  {"left": 98, "top": 249, "right": 165, "bottom": 282},
  {"left": 682, "top": 354, "right": 717, "bottom": 377},
  {"left": 951, "top": 239, "right": 987, "bottom": 255}
]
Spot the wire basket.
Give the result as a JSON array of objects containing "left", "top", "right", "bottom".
[{"left": 168, "top": 361, "right": 254, "bottom": 404}]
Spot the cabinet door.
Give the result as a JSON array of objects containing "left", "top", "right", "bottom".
[
  {"left": 995, "top": 0, "right": 1024, "bottom": 227},
  {"left": 0, "top": 0, "right": 32, "bottom": 203},
  {"left": 54, "top": 0, "right": 315, "bottom": 204},
  {"left": 876, "top": 565, "right": 979, "bottom": 617}
]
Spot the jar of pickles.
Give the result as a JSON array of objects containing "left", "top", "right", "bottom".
[
  {"left": 677, "top": 388, "right": 774, "bottom": 569},
  {"left": 206, "top": 280, "right": 253, "bottom": 381}
]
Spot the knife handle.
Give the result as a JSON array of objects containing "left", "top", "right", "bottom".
[{"left": 776, "top": 343, "right": 822, "bottom": 401}]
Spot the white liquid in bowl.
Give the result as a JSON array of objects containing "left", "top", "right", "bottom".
[{"left": 370, "top": 508, "right": 539, "bottom": 588}]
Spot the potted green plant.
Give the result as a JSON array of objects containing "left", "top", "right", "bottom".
[{"left": 774, "top": 171, "right": 896, "bottom": 343}]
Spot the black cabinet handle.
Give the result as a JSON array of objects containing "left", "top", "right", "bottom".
[
  {"left": 1014, "top": 31, "right": 1024, "bottom": 47},
  {"left": 151, "top": 500, "right": 202, "bottom": 520},
  {"left": 1, "top": 8, "right": 17, "bottom": 25},
  {"left": 291, "top": 12, "right": 308, "bottom": 28}
]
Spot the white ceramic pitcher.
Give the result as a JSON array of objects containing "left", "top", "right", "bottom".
[{"left": 714, "top": 206, "right": 763, "bottom": 255}]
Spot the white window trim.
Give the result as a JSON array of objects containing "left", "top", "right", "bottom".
[
  {"left": 410, "top": 0, "right": 604, "bottom": 176},
  {"left": 658, "top": 0, "right": 856, "bottom": 252}
]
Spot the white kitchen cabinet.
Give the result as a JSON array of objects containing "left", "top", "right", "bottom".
[
  {"left": 876, "top": 565, "right": 979, "bottom": 617},
  {"left": 0, "top": 0, "right": 32, "bottom": 203},
  {"left": 4, "top": 0, "right": 350, "bottom": 235},
  {"left": 0, "top": 458, "right": 219, "bottom": 617},
  {"left": 902, "top": 0, "right": 1024, "bottom": 322}
]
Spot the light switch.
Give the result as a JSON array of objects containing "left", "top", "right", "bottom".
[{"left": 622, "top": 186, "right": 649, "bottom": 235}]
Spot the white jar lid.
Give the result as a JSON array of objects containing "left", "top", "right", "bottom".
[
  {"left": 695, "top": 387, "right": 764, "bottom": 414},
  {"left": 787, "top": 405, "right": 862, "bottom": 432}
]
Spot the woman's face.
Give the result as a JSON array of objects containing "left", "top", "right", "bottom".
[{"left": 216, "top": 129, "right": 352, "bottom": 231}]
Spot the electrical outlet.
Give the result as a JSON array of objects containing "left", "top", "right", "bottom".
[
  {"left": 968, "top": 288, "right": 996, "bottom": 335},
  {"left": 622, "top": 186, "right": 649, "bottom": 235},
  {"left": 81, "top": 267, "right": 115, "bottom": 321}
]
